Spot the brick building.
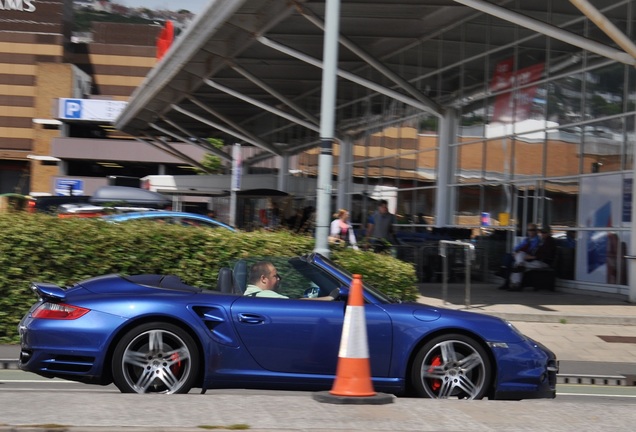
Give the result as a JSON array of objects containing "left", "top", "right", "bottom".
[{"left": 0, "top": 0, "right": 205, "bottom": 196}]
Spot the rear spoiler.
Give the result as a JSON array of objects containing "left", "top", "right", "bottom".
[{"left": 30, "top": 282, "right": 67, "bottom": 302}]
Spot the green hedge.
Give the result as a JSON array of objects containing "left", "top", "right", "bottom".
[{"left": 0, "top": 213, "right": 418, "bottom": 344}]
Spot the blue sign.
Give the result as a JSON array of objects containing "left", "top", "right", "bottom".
[
  {"left": 231, "top": 144, "right": 242, "bottom": 191},
  {"left": 55, "top": 179, "right": 84, "bottom": 196},
  {"left": 63, "top": 99, "right": 83, "bottom": 119},
  {"left": 623, "top": 178, "right": 632, "bottom": 223}
]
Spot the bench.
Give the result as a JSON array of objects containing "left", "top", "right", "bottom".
[
  {"left": 521, "top": 245, "right": 577, "bottom": 291},
  {"left": 521, "top": 267, "right": 556, "bottom": 291}
]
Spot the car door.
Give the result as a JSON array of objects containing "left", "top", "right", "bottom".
[{"left": 230, "top": 296, "right": 393, "bottom": 377}]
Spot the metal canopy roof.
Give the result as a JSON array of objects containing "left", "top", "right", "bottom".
[{"left": 115, "top": 0, "right": 636, "bottom": 168}]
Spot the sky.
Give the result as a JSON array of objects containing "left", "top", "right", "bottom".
[{"left": 113, "top": 0, "right": 210, "bottom": 14}]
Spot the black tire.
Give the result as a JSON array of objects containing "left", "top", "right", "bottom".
[
  {"left": 111, "top": 322, "right": 200, "bottom": 394},
  {"left": 410, "top": 333, "right": 491, "bottom": 400}
]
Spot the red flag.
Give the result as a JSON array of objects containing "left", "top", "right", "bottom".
[{"left": 156, "top": 21, "right": 174, "bottom": 60}]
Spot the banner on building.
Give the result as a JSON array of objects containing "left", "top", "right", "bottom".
[
  {"left": 231, "top": 144, "right": 242, "bottom": 191},
  {"left": 156, "top": 21, "right": 174, "bottom": 60},
  {"left": 489, "top": 59, "right": 544, "bottom": 123},
  {"left": 577, "top": 174, "right": 631, "bottom": 285}
]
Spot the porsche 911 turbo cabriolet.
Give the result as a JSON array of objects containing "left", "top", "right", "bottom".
[{"left": 18, "top": 253, "right": 557, "bottom": 400}]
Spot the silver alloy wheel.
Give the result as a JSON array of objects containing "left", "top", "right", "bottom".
[
  {"left": 116, "top": 326, "right": 195, "bottom": 394},
  {"left": 413, "top": 335, "right": 491, "bottom": 400}
]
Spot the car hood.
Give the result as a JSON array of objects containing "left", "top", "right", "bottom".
[{"left": 382, "top": 302, "right": 527, "bottom": 344}]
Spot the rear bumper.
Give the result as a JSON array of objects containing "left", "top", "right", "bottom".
[{"left": 18, "top": 311, "right": 124, "bottom": 383}]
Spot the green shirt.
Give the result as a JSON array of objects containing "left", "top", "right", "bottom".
[{"left": 243, "top": 284, "right": 288, "bottom": 299}]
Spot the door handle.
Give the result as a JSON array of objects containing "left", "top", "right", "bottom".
[{"left": 237, "top": 313, "right": 265, "bottom": 324}]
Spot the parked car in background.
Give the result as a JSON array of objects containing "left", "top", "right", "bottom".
[
  {"left": 89, "top": 186, "right": 170, "bottom": 209},
  {"left": 27, "top": 195, "right": 91, "bottom": 214},
  {"left": 102, "top": 210, "right": 235, "bottom": 231},
  {"left": 57, "top": 203, "right": 108, "bottom": 218},
  {"left": 26, "top": 186, "right": 172, "bottom": 218}
]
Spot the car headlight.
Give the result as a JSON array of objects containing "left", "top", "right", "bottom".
[
  {"left": 486, "top": 321, "right": 528, "bottom": 349},
  {"left": 504, "top": 320, "right": 528, "bottom": 340},
  {"left": 487, "top": 341, "right": 509, "bottom": 349}
]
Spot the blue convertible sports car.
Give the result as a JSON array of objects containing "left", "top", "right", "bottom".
[{"left": 18, "top": 253, "right": 557, "bottom": 400}]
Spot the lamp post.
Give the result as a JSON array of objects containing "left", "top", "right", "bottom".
[{"left": 314, "top": 0, "right": 341, "bottom": 257}]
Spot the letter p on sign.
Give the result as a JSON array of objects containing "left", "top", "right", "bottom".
[{"left": 64, "top": 99, "right": 82, "bottom": 119}]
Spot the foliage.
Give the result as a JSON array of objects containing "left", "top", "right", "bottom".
[
  {"left": 196, "top": 139, "right": 226, "bottom": 174},
  {"left": 419, "top": 117, "right": 439, "bottom": 131},
  {"left": 588, "top": 95, "right": 622, "bottom": 117},
  {"left": 330, "top": 247, "right": 419, "bottom": 302},
  {"left": 73, "top": 9, "right": 156, "bottom": 32},
  {"left": 0, "top": 214, "right": 417, "bottom": 343}
]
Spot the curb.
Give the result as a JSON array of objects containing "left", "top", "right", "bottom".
[
  {"left": 557, "top": 373, "right": 627, "bottom": 386},
  {"left": 421, "top": 304, "right": 636, "bottom": 325},
  {"left": 3, "top": 359, "right": 632, "bottom": 387},
  {"left": 482, "top": 312, "right": 636, "bottom": 326},
  {"left": 1, "top": 359, "right": 17, "bottom": 370}
]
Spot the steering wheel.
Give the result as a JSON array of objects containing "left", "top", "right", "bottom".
[
  {"left": 303, "top": 286, "right": 321, "bottom": 298},
  {"left": 302, "top": 287, "right": 340, "bottom": 300}
]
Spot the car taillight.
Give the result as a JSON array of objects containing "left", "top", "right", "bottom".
[{"left": 31, "top": 303, "right": 90, "bottom": 320}]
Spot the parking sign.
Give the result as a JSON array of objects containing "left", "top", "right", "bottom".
[
  {"left": 63, "top": 99, "right": 82, "bottom": 119},
  {"left": 55, "top": 179, "right": 84, "bottom": 196}
]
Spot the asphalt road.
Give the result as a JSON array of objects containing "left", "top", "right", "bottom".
[{"left": 2, "top": 371, "right": 636, "bottom": 431}]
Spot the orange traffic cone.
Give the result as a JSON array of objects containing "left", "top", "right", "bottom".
[
  {"left": 330, "top": 274, "right": 375, "bottom": 397},
  {"left": 313, "top": 274, "right": 393, "bottom": 405}
]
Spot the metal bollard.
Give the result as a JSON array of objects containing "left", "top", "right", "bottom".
[{"left": 439, "top": 240, "right": 475, "bottom": 307}]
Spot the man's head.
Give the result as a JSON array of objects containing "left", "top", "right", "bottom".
[
  {"left": 539, "top": 226, "right": 551, "bottom": 237},
  {"left": 527, "top": 223, "right": 538, "bottom": 236},
  {"left": 378, "top": 199, "right": 388, "bottom": 214},
  {"left": 248, "top": 261, "right": 281, "bottom": 291}
]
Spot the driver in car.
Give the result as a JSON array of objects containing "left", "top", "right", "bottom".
[{"left": 244, "top": 261, "right": 336, "bottom": 301}]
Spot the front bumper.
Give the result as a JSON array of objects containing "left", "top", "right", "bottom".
[{"left": 492, "top": 337, "right": 558, "bottom": 400}]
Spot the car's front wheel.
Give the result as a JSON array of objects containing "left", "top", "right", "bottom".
[
  {"left": 112, "top": 322, "right": 200, "bottom": 394},
  {"left": 411, "top": 333, "right": 491, "bottom": 399}
]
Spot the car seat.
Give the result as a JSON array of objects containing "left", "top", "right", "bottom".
[
  {"left": 216, "top": 267, "right": 238, "bottom": 294},
  {"left": 232, "top": 260, "right": 248, "bottom": 294}
]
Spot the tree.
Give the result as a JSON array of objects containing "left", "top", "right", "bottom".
[{"left": 197, "top": 138, "right": 225, "bottom": 174}]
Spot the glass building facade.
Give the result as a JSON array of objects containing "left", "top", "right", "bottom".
[
  {"left": 293, "top": 1, "right": 636, "bottom": 295},
  {"left": 109, "top": 0, "right": 636, "bottom": 299}
]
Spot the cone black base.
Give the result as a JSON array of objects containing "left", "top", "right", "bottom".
[{"left": 312, "top": 391, "right": 394, "bottom": 405}]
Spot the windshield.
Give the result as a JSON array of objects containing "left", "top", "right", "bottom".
[{"left": 313, "top": 254, "right": 395, "bottom": 303}]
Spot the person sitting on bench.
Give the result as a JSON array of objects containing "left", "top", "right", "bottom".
[
  {"left": 498, "top": 223, "right": 540, "bottom": 290},
  {"left": 508, "top": 226, "right": 556, "bottom": 291}
]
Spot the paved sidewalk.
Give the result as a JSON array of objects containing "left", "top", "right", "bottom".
[{"left": 417, "top": 282, "right": 636, "bottom": 325}]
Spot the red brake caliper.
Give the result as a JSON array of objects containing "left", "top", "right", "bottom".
[
  {"left": 170, "top": 352, "right": 182, "bottom": 376},
  {"left": 427, "top": 355, "right": 442, "bottom": 392}
]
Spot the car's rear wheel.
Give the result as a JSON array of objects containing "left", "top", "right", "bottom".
[
  {"left": 112, "top": 322, "right": 200, "bottom": 394},
  {"left": 411, "top": 333, "right": 491, "bottom": 399}
]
